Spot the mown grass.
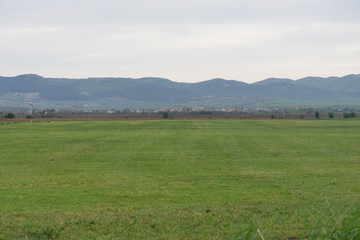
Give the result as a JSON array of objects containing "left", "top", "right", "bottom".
[{"left": 1, "top": 119, "right": 360, "bottom": 239}]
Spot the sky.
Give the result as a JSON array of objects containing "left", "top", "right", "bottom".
[{"left": 1, "top": 0, "right": 360, "bottom": 83}]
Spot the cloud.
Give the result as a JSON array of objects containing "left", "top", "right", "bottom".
[{"left": 1, "top": 0, "right": 360, "bottom": 27}]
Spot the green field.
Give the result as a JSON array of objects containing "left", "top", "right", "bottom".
[{"left": 1, "top": 120, "right": 360, "bottom": 239}]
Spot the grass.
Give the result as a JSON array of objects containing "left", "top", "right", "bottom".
[{"left": 1, "top": 119, "right": 360, "bottom": 239}]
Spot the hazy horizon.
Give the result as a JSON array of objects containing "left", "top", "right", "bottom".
[{"left": 2, "top": 72, "right": 359, "bottom": 84}]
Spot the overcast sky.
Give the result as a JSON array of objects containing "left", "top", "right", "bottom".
[{"left": 1, "top": 0, "right": 360, "bottom": 83}]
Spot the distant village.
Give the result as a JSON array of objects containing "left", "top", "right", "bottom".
[
  {"left": 103, "top": 106, "right": 309, "bottom": 114},
  {"left": 2, "top": 104, "right": 357, "bottom": 122}
]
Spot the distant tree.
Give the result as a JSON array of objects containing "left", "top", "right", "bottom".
[
  {"left": 328, "top": 112, "right": 334, "bottom": 119},
  {"left": 315, "top": 111, "right": 320, "bottom": 119},
  {"left": 270, "top": 114, "right": 275, "bottom": 119},
  {"left": 300, "top": 115, "right": 304, "bottom": 119},
  {"left": 162, "top": 112, "right": 169, "bottom": 119},
  {"left": 199, "top": 111, "right": 213, "bottom": 114},
  {"left": 343, "top": 113, "right": 350, "bottom": 119},
  {"left": 4, "top": 112, "right": 15, "bottom": 119},
  {"left": 26, "top": 115, "right": 32, "bottom": 119},
  {"left": 349, "top": 112, "right": 356, "bottom": 118}
]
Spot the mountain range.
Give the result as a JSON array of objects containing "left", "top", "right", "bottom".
[{"left": 0, "top": 74, "right": 360, "bottom": 110}]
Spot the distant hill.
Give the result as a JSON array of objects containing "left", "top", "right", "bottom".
[
  {"left": 296, "top": 74, "right": 360, "bottom": 93},
  {"left": 0, "top": 74, "right": 359, "bottom": 110}
]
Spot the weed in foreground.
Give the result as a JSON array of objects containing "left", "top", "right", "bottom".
[{"left": 234, "top": 200, "right": 360, "bottom": 240}]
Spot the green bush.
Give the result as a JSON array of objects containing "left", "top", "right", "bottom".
[
  {"left": 315, "top": 111, "right": 320, "bottom": 119},
  {"left": 162, "top": 112, "right": 169, "bottom": 119},
  {"left": 349, "top": 112, "right": 356, "bottom": 118},
  {"left": 4, "top": 112, "right": 15, "bottom": 119}
]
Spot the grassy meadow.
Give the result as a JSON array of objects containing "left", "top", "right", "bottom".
[{"left": 1, "top": 119, "right": 360, "bottom": 239}]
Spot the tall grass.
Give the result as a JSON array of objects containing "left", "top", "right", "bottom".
[{"left": 235, "top": 199, "right": 360, "bottom": 240}]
